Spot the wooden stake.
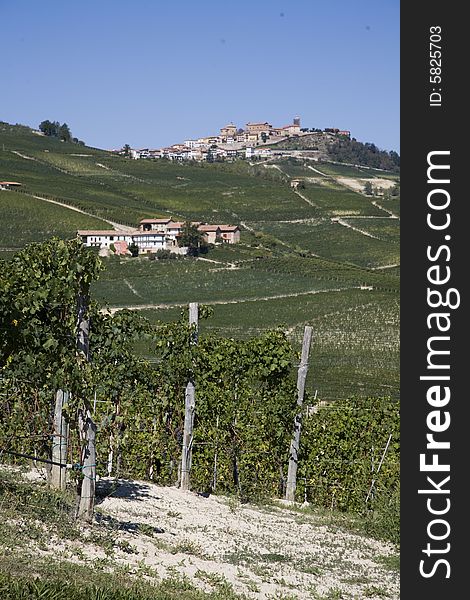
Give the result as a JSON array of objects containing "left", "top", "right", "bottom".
[
  {"left": 286, "top": 326, "right": 313, "bottom": 502},
  {"left": 75, "top": 294, "right": 97, "bottom": 522},
  {"left": 76, "top": 408, "right": 97, "bottom": 522},
  {"left": 51, "top": 389, "right": 69, "bottom": 491},
  {"left": 180, "top": 303, "right": 198, "bottom": 491}
]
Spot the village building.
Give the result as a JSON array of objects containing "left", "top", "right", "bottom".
[
  {"left": 220, "top": 123, "right": 237, "bottom": 137},
  {"left": 246, "top": 132, "right": 260, "bottom": 143},
  {"left": 78, "top": 217, "right": 241, "bottom": 255},
  {"left": 139, "top": 218, "right": 172, "bottom": 231},
  {"left": 246, "top": 122, "right": 272, "bottom": 134},
  {"left": 218, "top": 225, "right": 241, "bottom": 244},
  {"left": 165, "top": 222, "right": 185, "bottom": 246},
  {"left": 131, "top": 231, "right": 167, "bottom": 253},
  {"left": 0, "top": 181, "right": 22, "bottom": 190},
  {"left": 281, "top": 123, "right": 301, "bottom": 136},
  {"left": 198, "top": 225, "right": 221, "bottom": 245},
  {"left": 254, "top": 148, "right": 272, "bottom": 158},
  {"left": 77, "top": 230, "right": 134, "bottom": 248},
  {"left": 269, "top": 127, "right": 287, "bottom": 137},
  {"left": 290, "top": 179, "right": 304, "bottom": 189},
  {"left": 184, "top": 139, "right": 203, "bottom": 149}
]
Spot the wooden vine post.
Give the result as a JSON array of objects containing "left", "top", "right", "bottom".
[
  {"left": 180, "top": 302, "right": 198, "bottom": 491},
  {"left": 286, "top": 325, "right": 313, "bottom": 502},
  {"left": 76, "top": 293, "right": 97, "bottom": 522},
  {"left": 51, "top": 389, "right": 69, "bottom": 491}
]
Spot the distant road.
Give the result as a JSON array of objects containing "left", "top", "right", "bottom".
[{"left": 29, "top": 193, "right": 135, "bottom": 232}]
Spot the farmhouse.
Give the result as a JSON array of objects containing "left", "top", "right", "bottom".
[
  {"left": 197, "top": 224, "right": 240, "bottom": 244},
  {"left": 139, "top": 218, "right": 172, "bottom": 231},
  {"left": 219, "top": 225, "right": 240, "bottom": 244},
  {"left": 0, "top": 181, "right": 22, "bottom": 190},
  {"left": 198, "top": 225, "right": 221, "bottom": 245},
  {"left": 77, "top": 229, "right": 166, "bottom": 254},
  {"left": 78, "top": 218, "right": 241, "bottom": 255},
  {"left": 77, "top": 230, "right": 134, "bottom": 248},
  {"left": 165, "top": 222, "right": 185, "bottom": 247},
  {"left": 131, "top": 231, "right": 167, "bottom": 252}
]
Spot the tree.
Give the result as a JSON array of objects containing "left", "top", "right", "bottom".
[
  {"left": 39, "top": 120, "right": 83, "bottom": 144},
  {"left": 179, "top": 222, "right": 204, "bottom": 256},
  {"left": 390, "top": 182, "right": 400, "bottom": 197},
  {"left": 122, "top": 144, "right": 131, "bottom": 157},
  {"left": 58, "top": 123, "right": 71, "bottom": 142},
  {"left": 39, "top": 120, "right": 58, "bottom": 137},
  {"left": 128, "top": 242, "right": 139, "bottom": 257},
  {"left": 363, "top": 181, "right": 374, "bottom": 196}
]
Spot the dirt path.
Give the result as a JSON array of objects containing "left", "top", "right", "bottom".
[
  {"left": 372, "top": 200, "right": 399, "bottom": 219},
  {"left": 307, "top": 165, "right": 328, "bottom": 177},
  {"left": 370, "top": 263, "right": 400, "bottom": 270},
  {"left": 265, "top": 163, "right": 289, "bottom": 178},
  {"left": 84, "top": 479, "right": 399, "bottom": 599},
  {"left": 11, "top": 150, "right": 36, "bottom": 160},
  {"left": 197, "top": 256, "right": 237, "bottom": 269},
  {"left": 331, "top": 217, "right": 381, "bottom": 240},
  {"left": 293, "top": 189, "right": 319, "bottom": 208},
  {"left": 28, "top": 193, "right": 135, "bottom": 232},
  {"left": 123, "top": 278, "right": 143, "bottom": 298},
  {"left": 102, "top": 286, "right": 371, "bottom": 314}
]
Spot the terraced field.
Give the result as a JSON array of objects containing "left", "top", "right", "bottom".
[{"left": 1, "top": 123, "right": 400, "bottom": 401}]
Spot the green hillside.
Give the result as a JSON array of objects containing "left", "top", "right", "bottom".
[
  {"left": 0, "top": 191, "right": 112, "bottom": 250},
  {"left": 0, "top": 122, "right": 400, "bottom": 401}
]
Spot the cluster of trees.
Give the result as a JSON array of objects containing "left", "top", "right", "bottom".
[
  {"left": 327, "top": 138, "right": 400, "bottom": 171},
  {"left": 363, "top": 180, "right": 400, "bottom": 198},
  {"left": 39, "top": 120, "right": 85, "bottom": 145},
  {"left": 178, "top": 222, "right": 209, "bottom": 256}
]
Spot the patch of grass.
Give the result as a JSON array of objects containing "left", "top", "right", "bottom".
[
  {"left": 137, "top": 522, "right": 157, "bottom": 537},
  {"left": 0, "top": 469, "right": 78, "bottom": 541},
  {"left": 341, "top": 575, "right": 370, "bottom": 585},
  {"left": 171, "top": 539, "right": 207, "bottom": 558},
  {"left": 0, "top": 548, "right": 248, "bottom": 599},
  {"left": 363, "top": 585, "right": 390, "bottom": 598},
  {"left": 374, "top": 553, "right": 400, "bottom": 572},
  {"left": 194, "top": 570, "right": 239, "bottom": 598},
  {"left": 307, "top": 587, "right": 344, "bottom": 600},
  {"left": 261, "top": 552, "right": 288, "bottom": 563},
  {"left": 294, "top": 558, "right": 322, "bottom": 576}
]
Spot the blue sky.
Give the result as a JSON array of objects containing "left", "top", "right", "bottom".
[{"left": 1, "top": 0, "right": 399, "bottom": 152}]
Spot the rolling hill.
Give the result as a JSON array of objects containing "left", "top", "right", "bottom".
[{"left": 0, "top": 122, "right": 399, "bottom": 401}]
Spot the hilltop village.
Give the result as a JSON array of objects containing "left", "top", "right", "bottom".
[{"left": 115, "top": 117, "right": 351, "bottom": 162}]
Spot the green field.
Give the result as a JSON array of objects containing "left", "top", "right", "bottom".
[
  {"left": 251, "top": 219, "right": 399, "bottom": 268},
  {"left": 0, "top": 191, "right": 112, "bottom": 247},
  {"left": 299, "top": 183, "right": 385, "bottom": 217},
  {"left": 1, "top": 123, "right": 400, "bottom": 401},
  {"left": 316, "top": 161, "right": 400, "bottom": 180}
]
